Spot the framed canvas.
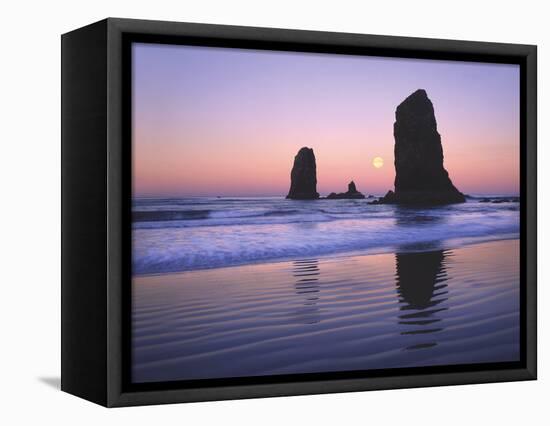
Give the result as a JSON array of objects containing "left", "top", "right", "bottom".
[{"left": 61, "top": 18, "right": 537, "bottom": 407}]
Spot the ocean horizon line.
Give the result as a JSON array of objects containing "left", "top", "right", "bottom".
[{"left": 132, "top": 193, "right": 520, "bottom": 200}]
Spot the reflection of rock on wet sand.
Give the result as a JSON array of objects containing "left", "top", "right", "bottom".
[
  {"left": 291, "top": 259, "right": 321, "bottom": 324},
  {"left": 395, "top": 249, "right": 451, "bottom": 350}
]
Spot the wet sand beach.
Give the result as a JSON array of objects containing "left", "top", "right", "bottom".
[{"left": 132, "top": 238, "right": 520, "bottom": 383}]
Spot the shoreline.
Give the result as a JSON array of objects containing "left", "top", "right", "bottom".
[{"left": 132, "top": 233, "right": 519, "bottom": 277}]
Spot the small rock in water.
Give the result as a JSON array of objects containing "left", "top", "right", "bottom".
[{"left": 326, "top": 180, "right": 366, "bottom": 199}]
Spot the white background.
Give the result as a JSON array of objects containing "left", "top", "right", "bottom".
[{"left": 0, "top": 0, "right": 546, "bottom": 424}]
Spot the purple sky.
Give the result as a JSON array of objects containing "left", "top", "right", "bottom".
[{"left": 132, "top": 43, "right": 520, "bottom": 197}]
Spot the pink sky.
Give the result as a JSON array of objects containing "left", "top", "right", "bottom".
[{"left": 132, "top": 44, "right": 520, "bottom": 197}]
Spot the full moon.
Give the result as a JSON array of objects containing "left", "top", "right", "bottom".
[{"left": 372, "top": 157, "right": 384, "bottom": 168}]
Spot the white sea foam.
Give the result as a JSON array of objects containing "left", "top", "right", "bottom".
[{"left": 132, "top": 197, "right": 520, "bottom": 275}]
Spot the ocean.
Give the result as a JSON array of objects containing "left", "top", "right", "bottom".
[
  {"left": 131, "top": 196, "right": 520, "bottom": 383},
  {"left": 132, "top": 196, "right": 519, "bottom": 275}
]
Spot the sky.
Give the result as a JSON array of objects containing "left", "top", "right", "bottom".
[{"left": 132, "top": 43, "right": 520, "bottom": 197}]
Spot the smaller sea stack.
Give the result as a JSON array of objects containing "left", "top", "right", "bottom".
[
  {"left": 326, "top": 181, "right": 366, "bottom": 199},
  {"left": 286, "top": 147, "right": 320, "bottom": 200}
]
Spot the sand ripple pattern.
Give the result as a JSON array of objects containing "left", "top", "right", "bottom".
[{"left": 132, "top": 239, "right": 520, "bottom": 383}]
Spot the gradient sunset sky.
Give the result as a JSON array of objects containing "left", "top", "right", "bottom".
[{"left": 132, "top": 43, "right": 520, "bottom": 197}]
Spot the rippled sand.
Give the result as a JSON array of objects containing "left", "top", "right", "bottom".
[{"left": 132, "top": 239, "right": 520, "bottom": 383}]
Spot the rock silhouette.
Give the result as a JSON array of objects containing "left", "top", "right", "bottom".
[
  {"left": 326, "top": 181, "right": 366, "bottom": 199},
  {"left": 378, "top": 89, "right": 465, "bottom": 205},
  {"left": 286, "top": 147, "right": 320, "bottom": 200}
]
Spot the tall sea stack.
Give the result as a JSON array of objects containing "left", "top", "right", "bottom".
[
  {"left": 286, "top": 147, "right": 319, "bottom": 200},
  {"left": 380, "top": 89, "right": 465, "bottom": 205}
]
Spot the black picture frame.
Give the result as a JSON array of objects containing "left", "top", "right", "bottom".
[{"left": 61, "top": 17, "right": 537, "bottom": 407}]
